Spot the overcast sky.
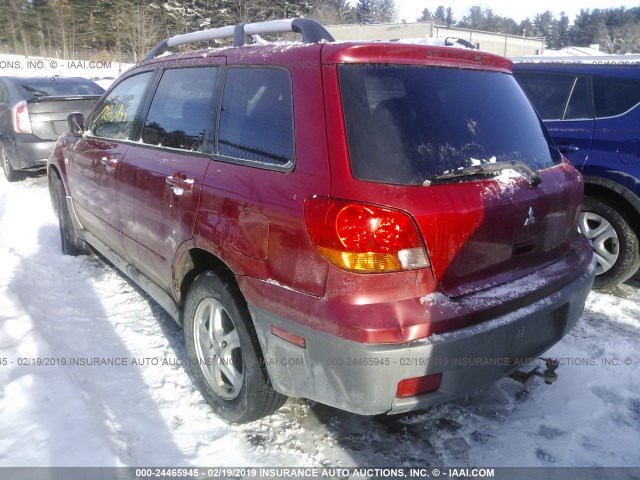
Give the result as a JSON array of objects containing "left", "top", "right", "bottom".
[{"left": 394, "top": 1, "right": 638, "bottom": 24}]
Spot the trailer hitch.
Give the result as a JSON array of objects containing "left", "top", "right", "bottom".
[{"left": 509, "top": 357, "right": 560, "bottom": 388}]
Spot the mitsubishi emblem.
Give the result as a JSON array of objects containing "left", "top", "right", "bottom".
[{"left": 524, "top": 207, "right": 536, "bottom": 226}]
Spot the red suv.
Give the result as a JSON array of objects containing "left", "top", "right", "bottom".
[{"left": 48, "top": 19, "right": 595, "bottom": 423}]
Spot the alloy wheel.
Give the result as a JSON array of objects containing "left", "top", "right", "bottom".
[
  {"left": 193, "top": 298, "right": 244, "bottom": 400},
  {"left": 578, "top": 211, "right": 619, "bottom": 275}
]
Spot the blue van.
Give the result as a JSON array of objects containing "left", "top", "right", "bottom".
[{"left": 513, "top": 62, "right": 640, "bottom": 289}]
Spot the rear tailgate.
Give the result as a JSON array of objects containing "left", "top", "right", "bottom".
[
  {"left": 408, "top": 162, "right": 581, "bottom": 296},
  {"left": 26, "top": 96, "right": 100, "bottom": 140},
  {"left": 325, "top": 44, "right": 583, "bottom": 297}
]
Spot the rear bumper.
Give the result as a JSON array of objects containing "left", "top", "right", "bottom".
[
  {"left": 5, "top": 136, "right": 54, "bottom": 170},
  {"left": 249, "top": 256, "right": 595, "bottom": 416}
]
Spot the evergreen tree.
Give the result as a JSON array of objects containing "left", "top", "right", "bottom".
[
  {"left": 444, "top": 7, "right": 454, "bottom": 27},
  {"left": 355, "top": 0, "right": 395, "bottom": 24},
  {"left": 571, "top": 9, "right": 606, "bottom": 46},
  {"left": 2, "top": 1, "right": 640, "bottom": 60},
  {"left": 416, "top": 5, "right": 452, "bottom": 26},
  {"left": 532, "top": 11, "right": 556, "bottom": 47},
  {"left": 417, "top": 8, "right": 432, "bottom": 22},
  {"left": 459, "top": 6, "right": 485, "bottom": 30},
  {"left": 456, "top": 6, "right": 521, "bottom": 35},
  {"left": 554, "top": 12, "right": 570, "bottom": 49},
  {"left": 518, "top": 18, "right": 535, "bottom": 38},
  {"left": 356, "top": 0, "right": 374, "bottom": 24},
  {"left": 376, "top": 0, "right": 397, "bottom": 23},
  {"left": 497, "top": 17, "right": 518, "bottom": 35},
  {"left": 483, "top": 9, "right": 501, "bottom": 31}
]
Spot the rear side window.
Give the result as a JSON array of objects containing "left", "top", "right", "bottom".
[
  {"left": 564, "top": 77, "right": 590, "bottom": 120},
  {"left": 142, "top": 67, "right": 219, "bottom": 152},
  {"left": 88, "top": 72, "right": 153, "bottom": 140},
  {"left": 340, "top": 65, "right": 559, "bottom": 186},
  {"left": 592, "top": 76, "right": 640, "bottom": 118},
  {"left": 515, "top": 73, "right": 574, "bottom": 120},
  {"left": 218, "top": 67, "right": 294, "bottom": 167}
]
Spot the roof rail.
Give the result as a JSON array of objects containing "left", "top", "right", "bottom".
[{"left": 143, "top": 18, "right": 335, "bottom": 61}]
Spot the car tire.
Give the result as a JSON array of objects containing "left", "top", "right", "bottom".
[
  {"left": 49, "top": 171, "right": 92, "bottom": 256},
  {"left": 1, "top": 146, "right": 23, "bottom": 182},
  {"left": 184, "top": 271, "right": 287, "bottom": 423},
  {"left": 578, "top": 196, "right": 640, "bottom": 289}
]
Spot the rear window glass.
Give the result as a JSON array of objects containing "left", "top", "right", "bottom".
[
  {"left": 340, "top": 65, "right": 560, "bottom": 185},
  {"left": 142, "top": 67, "right": 219, "bottom": 152},
  {"left": 18, "top": 78, "right": 104, "bottom": 97},
  {"left": 592, "top": 76, "right": 640, "bottom": 118},
  {"left": 218, "top": 67, "right": 294, "bottom": 167}
]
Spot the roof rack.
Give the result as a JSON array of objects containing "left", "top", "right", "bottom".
[{"left": 144, "top": 18, "right": 335, "bottom": 61}]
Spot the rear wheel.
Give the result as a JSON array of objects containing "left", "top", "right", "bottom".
[
  {"left": 49, "top": 171, "right": 91, "bottom": 256},
  {"left": 184, "top": 271, "right": 287, "bottom": 423},
  {"left": 1, "top": 146, "right": 22, "bottom": 182},
  {"left": 578, "top": 196, "right": 640, "bottom": 289}
]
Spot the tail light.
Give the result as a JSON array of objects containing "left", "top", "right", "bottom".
[
  {"left": 304, "top": 197, "right": 430, "bottom": 273},
  {"left": 12, "top": 100, "right": 32, "bottom": 134}
]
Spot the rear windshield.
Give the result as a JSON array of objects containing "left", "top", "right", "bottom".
[
  {"left": 18, "top": 78, "right": 104, "bottom": 98},
  {"left": 339, "top": 65, "right": 560, "bottom": 185}
]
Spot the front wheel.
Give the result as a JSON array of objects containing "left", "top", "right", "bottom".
[
  {"left": 578, "top": 196, "right": 640, "bottom": 289},
  {"left": 184, "top": 271, "right": 287, "bottom": 423},
  {"left": 49, "top": 171, "right": 91, "bottom": 256}
]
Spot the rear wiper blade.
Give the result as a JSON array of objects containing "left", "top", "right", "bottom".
[{"left": 429, "top": 160, "right": 542, "bottom": 186}]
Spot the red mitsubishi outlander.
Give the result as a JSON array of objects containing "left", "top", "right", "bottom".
[{"left": 48, "top": 19, "right": 595, "bottom": 423}]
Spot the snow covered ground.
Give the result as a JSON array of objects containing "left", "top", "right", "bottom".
[{"left": 0, "top": 171, "right": 639, "bottom": 468}]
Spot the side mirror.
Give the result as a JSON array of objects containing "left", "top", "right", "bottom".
[{"left": 67, "top": 113, "right": 84, "bottom": 136}]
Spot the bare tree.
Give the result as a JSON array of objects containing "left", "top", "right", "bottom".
[
  {"left": 0, "top": 0, "right": 22, "bottom": 53},
  {"left": 601, "top": 22, "right": 640, "bottom": 53},
  {"left": 50, "top": 0, "right": 74, "bottom": 58},
  {"left": 312, "top": 0, "right": 354, "bottom": 24},
  {"left": 120, "top": 3, "right": 163, "bottom": 62}
]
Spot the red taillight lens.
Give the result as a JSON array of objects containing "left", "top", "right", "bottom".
[
  {"left": 396, "top": 373, "right": 442, "bottom": 398},
  {"left": 12, "top": 100, "right": 32, "bottom": 134},
  {"left": 304, "top": 197, "right": 430, "bottom": 273}
]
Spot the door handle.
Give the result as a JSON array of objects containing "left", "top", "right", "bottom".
[
  {"left": 166, "top": 174, "right": 195, "bottom": 196},
  {"left": 557, "top": 144, "right": 579, "bottom": 153},
  {"left": 101, "top": 156, "right": 119, "bottom": 168}
]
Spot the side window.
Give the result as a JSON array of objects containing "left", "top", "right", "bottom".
[
  {"left": 516, "top": 73, "right": 574, "bottom": 120},
  {"left": 142, "top": 67, "right": 219, "bottom": 152},
  {"left": 592, "top": 76, "right": 640, "bottom": 118},
  {"left": 564, "top": 77, "right": 591, "bottom": 120},
  {"left": 88, "top": 72, "right": 153, "bottom": 140},
  {"left": 218, "top": 67, "right": 294, "bottom": 167}
]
